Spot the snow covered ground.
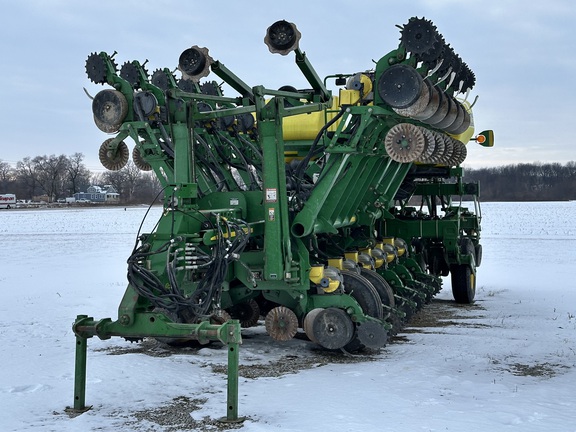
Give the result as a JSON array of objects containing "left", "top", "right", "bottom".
[{"left": 1, "top": 202, "right": 575, "bottom": 432}]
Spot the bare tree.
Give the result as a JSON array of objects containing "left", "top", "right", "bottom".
[
  {"left": 16, "top": 157, "right": 39, "bottom": 199},
  {"left": 0, "top": 159, "right": 15, "bottom": 192},
  {"left": 102, "top": 161, "right": 142, "bottom": 202},
  {"left": 66, "top": 153, "right": 91, "bottom": 196},
  {"left": 33, "top": 154, "right": 69, "bottom": 201}
]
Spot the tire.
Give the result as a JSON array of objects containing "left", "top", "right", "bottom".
[
  {"left": 475, "top": 243, "right": 483, "bottom": 267},
  {"left": 451, "top": 264, "right": 475, "bottom": 304},
  {"left": 342, "top": 271, "right": 384, "bottom": 319},
  {"left": 359, "top": 269, "right": 402, "bottom": 336},
  {"left": 342, "top": 271, "right": 385, "bottom": 352},
  {"left": 359, "top": 268, "right": 395, "bottom": 309}
]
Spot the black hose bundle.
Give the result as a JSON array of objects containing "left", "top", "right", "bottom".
[{"left": 126, "top": 215, "right": 250, "bottom": 322}]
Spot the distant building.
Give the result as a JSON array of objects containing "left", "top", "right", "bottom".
[{"left": 74, "top": 185, "right": 119, "bottom": 203}]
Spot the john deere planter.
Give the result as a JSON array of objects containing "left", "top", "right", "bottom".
[{"left": 72, "top": 17, "right": 493, "bottom": 417}]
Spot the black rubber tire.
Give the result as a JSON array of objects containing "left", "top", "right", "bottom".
[
  {"left": 341, "top": 271, "right": 386, "bottom": 352},
  {"left": 342, "top": 271, "right": 384, "bottom": 319},
  {"left": 451, "top": 264, "right": 476, "bottom": 304},
  {"left": 475, "top": 243, "right": 483, "bottom": 267},
  {"left": 359, "top": 268, "right": 395, "bottom": 309}
]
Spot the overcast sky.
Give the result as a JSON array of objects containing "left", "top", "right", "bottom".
[{"left": 1, "top": 0, "right": 574, "bottom": 172}]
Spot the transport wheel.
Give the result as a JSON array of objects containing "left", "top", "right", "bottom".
[
  {"left": 475, "top": 243, "right": 483, "bottom": 267},
  {"left": 265, "top": 306, "right": 299, "bottom": 341},
  {"left": 451, "top": 264, "right": 476, "bottom": 304},
  {"left": 310, "top": 308, "right": 354, "bottom": 350},
  {"left": 228, "top": 299, "right": 260, "bottom": 328}
]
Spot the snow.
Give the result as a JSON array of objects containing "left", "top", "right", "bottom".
[{"left": 1, "top": 202, "right": 575, "bottom": 432}]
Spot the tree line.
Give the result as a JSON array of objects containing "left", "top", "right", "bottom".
[
  {"left": 464, "top": 161, "right": 576, "bottom": 201},
  {"left": 2, "top": 156, "right": 575, "bottom": 203},
  {"left": 0, "top": 154, "right": 161, "bottom": 204}
]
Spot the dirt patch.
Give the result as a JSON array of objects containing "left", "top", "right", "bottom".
[
  {"left": 125, "top": 396, "right": 245, "bottom": 432},
  {"left": 507, "top": 362, "right": 569, "bottom": 378},
  {"left": 210, "top": 350, "right": 378, "bottom": 379},
  {"left": 96, "top": 338, "right": 202, "bottom": 358},
  {"left": 404, "top": 299, "right": 487, "bottom": 332}
]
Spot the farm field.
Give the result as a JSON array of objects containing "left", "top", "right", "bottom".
[{"left": 0, "top": 201, "right": 575, "bottom": 431}]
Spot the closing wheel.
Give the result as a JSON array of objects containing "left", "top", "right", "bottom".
[
  {"left": 99, "top": 138, "right": 129, "bottom": 171},
  {"left": 228, "top": 299, "right": 260, "bottom": 328},
  {"left": 310, "top": 308, "right": 354, "bottom": 350},
  {"left": 265, "top": 306, "right": 299, "bottom": 341},
  {"left": 451, "top": 264, "right": 476, "bottom": 304},
  {"left": 356, "top": 321, "right": 388, "bottom": 350}
]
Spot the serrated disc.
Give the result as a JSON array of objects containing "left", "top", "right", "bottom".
[
  {"left": 400, "top": 17, "right": 441, "bottom": 57},
  {"left": 229, "top": 299, "right": 260, "bottom": 328},
  {"left": 99, "top": 139, "right": 129, "bottom": 171},
  {"left": 450, "top": 139, "right": 468, "bottom": 166},
  {"left": 384, "top": 123, "right": 425, "bottom": 163},
  {"left": 151, "top": 69, "right": 171, "bottom": 91},
  {"left": 265, "top": 306, "right": 298, "bottom": 341},
  {"left": 132, "top": 146, "right": 152, "bottom": 171},
  {"left": 416, "top": 127, "right": 436, "bottom": 163},
  {"left": 120, "top": 61, "right": 141, "bottom": 88},
  {"left": 85, "top": 52, "right": 107, "bottom": 84},
  {"left": 426, "top": 131, "right": 446, "bottom": 164},
  {"left": 437, "top": 135, "right": 454, "bottom": 165}
]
